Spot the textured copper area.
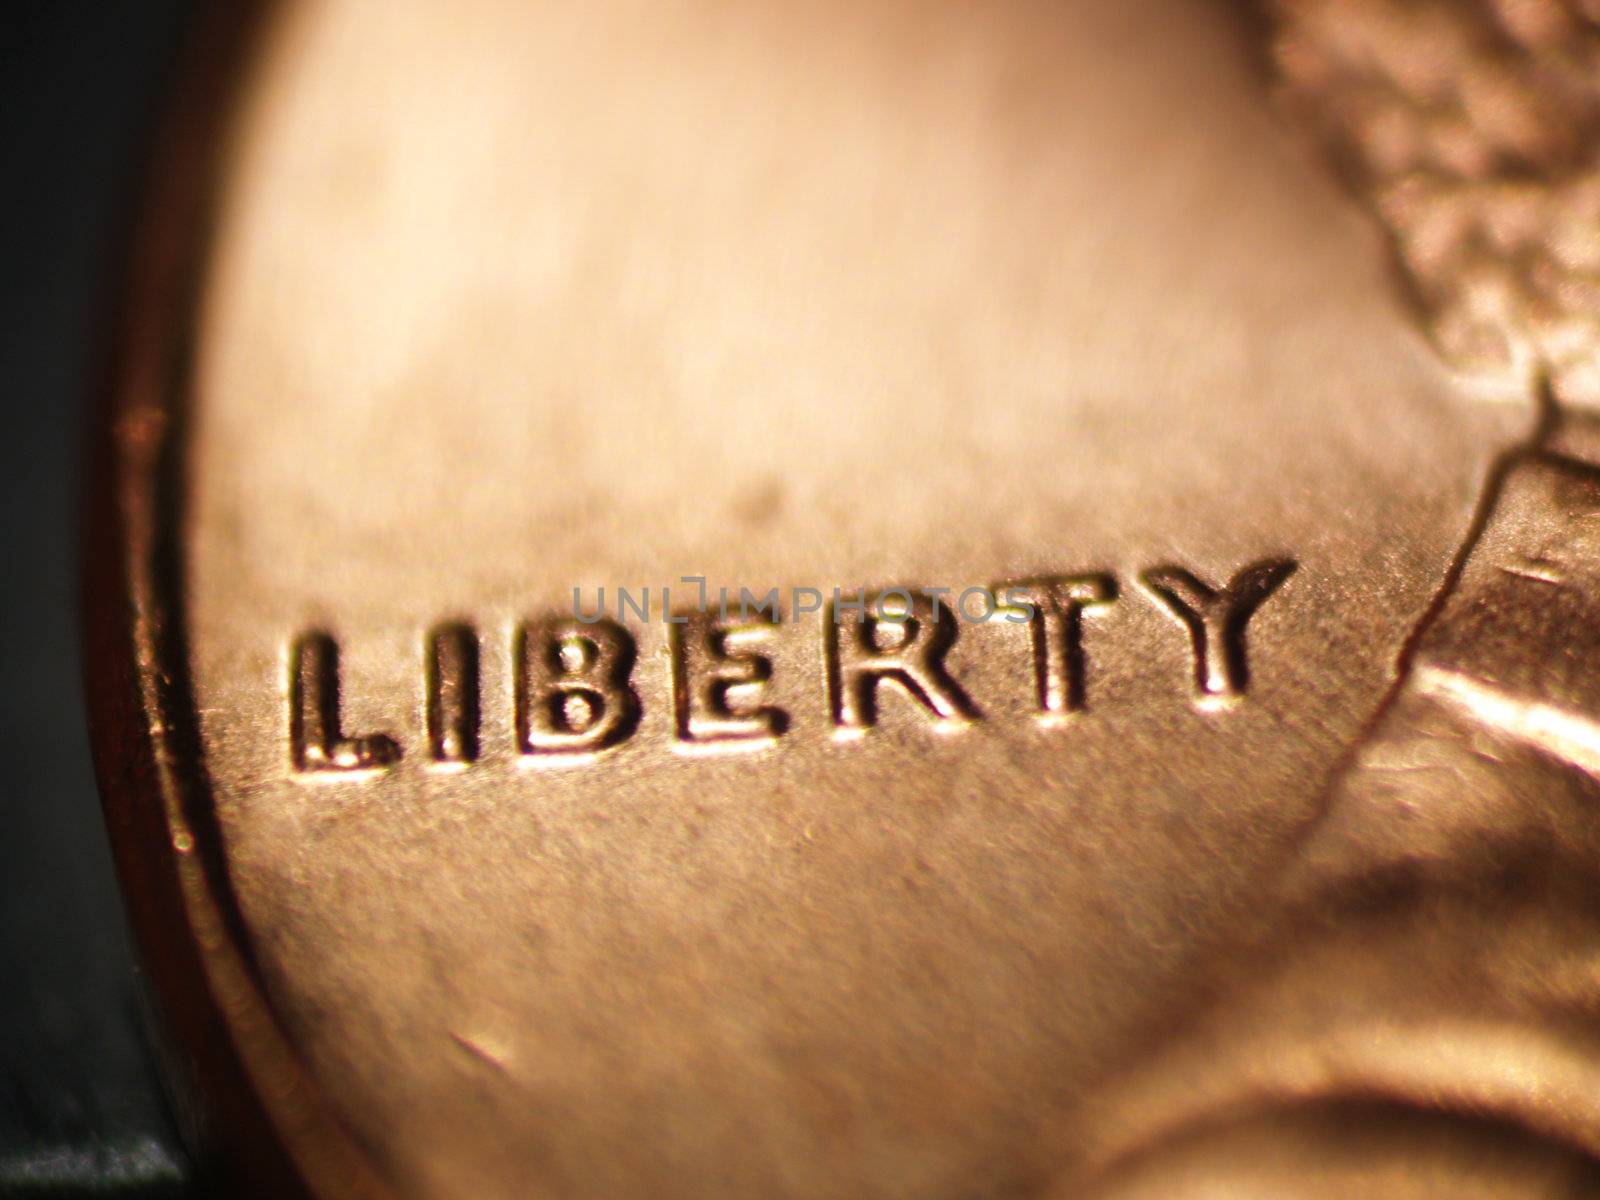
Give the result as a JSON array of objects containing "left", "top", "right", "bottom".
[{"left": 1270, "top": 0, "right": 1600, "bottom": 403}]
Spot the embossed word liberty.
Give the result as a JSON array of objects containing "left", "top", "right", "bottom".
[{"left": 288, "top": 560, "right": 1295, "bottom": 774}]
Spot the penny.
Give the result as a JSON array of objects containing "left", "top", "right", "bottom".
[{"left": 87, "top": 1, "right": 1600, "bottom": 1196}]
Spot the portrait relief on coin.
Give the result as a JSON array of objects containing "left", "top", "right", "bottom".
[{"left": 86, "top": 1, "right": 1600, "bottom": 1197}]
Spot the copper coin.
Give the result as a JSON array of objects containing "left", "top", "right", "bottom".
[{"left": 87, "top": 1, "right": 1600, "bottom": 1195}]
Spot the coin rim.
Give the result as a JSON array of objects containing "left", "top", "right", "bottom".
[{"left": 83, "top": 5, "right": 391, "bottom": 1195}]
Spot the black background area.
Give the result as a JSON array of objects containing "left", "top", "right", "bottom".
[{"left": 2, "top": 4, "right": 196, "bottom": 1196}]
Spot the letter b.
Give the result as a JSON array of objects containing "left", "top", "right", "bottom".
[{"left": 516, "top": 617, "right": 640, "bottom": 756}]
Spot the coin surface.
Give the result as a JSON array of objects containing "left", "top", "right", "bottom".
[{"left": 88, "top": 1, "right": 1600, "bottom": 1196}]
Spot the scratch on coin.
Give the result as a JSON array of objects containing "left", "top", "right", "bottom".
[
  {"left": 1498, "top": 559, "right": 1565, "bottom": 586},
  {"left": 450, "top": 1030, "right": 512, "bottom": 1076}
]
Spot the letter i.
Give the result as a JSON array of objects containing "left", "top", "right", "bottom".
[{"left": 427, "top": 624, "right": 480, "bottom": 767}]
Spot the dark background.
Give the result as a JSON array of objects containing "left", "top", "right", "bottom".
[{"left": 2, "top": 4, "right": 197, "bottom": 1195}]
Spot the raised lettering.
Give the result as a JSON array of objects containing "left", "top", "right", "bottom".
[
  {"left": 825, "top": 589, "right": 976, "bottom": 731},
  {"left": 515, "top": 617, "right": 640, "bottom": 756},
  {"left": 289, "top": 632, "right": 401, "bottom": 773},
  {"left": 426, "top": 623, "right": 480, "bottom": 767},
  {"left": 670, "top": 612, "right": 787, "bottom": 749},
  {"left": 1139, "top": 559, "right": 1296, "bottom": 705},
  {"left": 995, "top": 574, "right": 1116, "bottom": 718}
]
